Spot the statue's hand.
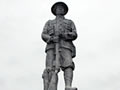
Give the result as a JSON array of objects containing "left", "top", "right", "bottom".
[
  {"left": 46, "top": 67, "right": 52, "bottom": 72},
  {"left": 55, "top": 68, "right": 60, "bottom": 73},
  {"left": 59, "top": 32, "right": 68, "bottom": 38},
  {"left": 51, "top": 36, "right": 59, "bottom": 43}
]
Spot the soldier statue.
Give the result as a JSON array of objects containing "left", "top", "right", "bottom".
[{"left": 41, "top": 2, "right": 77, "bottom": 90}]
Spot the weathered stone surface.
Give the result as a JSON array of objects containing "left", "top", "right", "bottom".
[{"left": 41, "top": 2, "right": 78, "bottom": 90}]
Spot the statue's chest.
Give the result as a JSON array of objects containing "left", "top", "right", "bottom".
[{"left": 49, "top": 20, "right": 72, "bottom": 33}]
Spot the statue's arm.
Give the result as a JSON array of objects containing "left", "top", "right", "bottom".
[
  {"left": 41, "top": 20, "right": 52, "bottom": 43},
  {"left": 63, "top": 20, "right": 78, "bottom": 41},
  {"left": 69, "top": 20, "right": 77, "bottom": 40}
]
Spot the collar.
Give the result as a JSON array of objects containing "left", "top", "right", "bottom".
[{"left": 55, "top": 16, "right": 65, "bottom": 20}]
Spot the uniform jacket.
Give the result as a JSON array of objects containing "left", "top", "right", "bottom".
[{"left": 41, "top": 17, "right": 77, "bottom": 58}]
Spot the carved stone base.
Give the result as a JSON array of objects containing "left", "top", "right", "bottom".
[{"left": 65, "top": 87, "right": 77, "bottom": 90}]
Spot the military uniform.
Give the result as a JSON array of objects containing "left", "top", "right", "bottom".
[
  {"left": 42, "top": 2, "right": 78, "bottom": 90},
  {"left": 42, "top": 17, "right": 77, "bottom": 71}
]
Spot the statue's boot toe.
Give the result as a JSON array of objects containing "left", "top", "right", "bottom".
[{"left": 65, "top": 87, "right": 77, "bottom": 90}]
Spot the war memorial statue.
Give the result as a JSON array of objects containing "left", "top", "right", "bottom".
[{"left": 41, "top": 2, "right": 78, "bottom": 90}]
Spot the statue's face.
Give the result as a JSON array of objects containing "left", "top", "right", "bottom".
[{"left": 55, "top": 5, "right": 65, "bottom": 15}]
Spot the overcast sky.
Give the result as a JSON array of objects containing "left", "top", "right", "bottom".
[{"left": 0, "top": 0, "right": 120, "bottom": 90}]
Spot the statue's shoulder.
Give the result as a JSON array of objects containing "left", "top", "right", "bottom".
[
  {"left": 45, "top": 20, "right": 52, "bottom": 24},
  {"left": 63, "top": 18, "right": 74, "bottom": 24},
  {"left": 47, "top": 19, "right": 56, "bottom": 24},
  {"left": 44, "top": 19, "right": 55, "bottom": 26}
]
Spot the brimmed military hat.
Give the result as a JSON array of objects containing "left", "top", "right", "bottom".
[{"left": 51, "top": 2, "right": 68, "bottom": 16}]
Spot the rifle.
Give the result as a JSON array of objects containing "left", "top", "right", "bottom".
[{"left": 48, "top": 18, "right": 60, "bottom": 90}]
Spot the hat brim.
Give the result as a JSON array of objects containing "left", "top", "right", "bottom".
[{"left": 51, "top": 2, "right": 68, "bottom": 16}]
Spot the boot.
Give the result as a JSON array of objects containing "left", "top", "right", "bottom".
[{"left": 65, "top": 87, "right": 77, "bottom": 90}]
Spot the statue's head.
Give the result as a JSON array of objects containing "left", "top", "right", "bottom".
[{"left": 51, "top": 2, "right": 68, "bottom": 16}]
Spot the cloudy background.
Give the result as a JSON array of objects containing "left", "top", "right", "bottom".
[{"left": 0, "top": 0, "right": 120, "bottom": 90}]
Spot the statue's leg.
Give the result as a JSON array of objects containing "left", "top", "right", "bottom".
[
  {"left": 64, "top": 67, "right": 73, "bottom": 87},
  {"left": 42, "top": 69, "right": 49, "bottom": 90},
  {"left": 46, "top": 49, "right": 55, "bottom": 69},
  {"left": 48, "top": 70, "right": 58, "bottom": 90},
  {"left": 64, "top": 68, "right": 77, "bottom": 90},
  {"left": 42, "top": 49, "right": 55, "bottom": 90},
  {"left": 60, "top": 48, "right": 75, "bottom": 88}
]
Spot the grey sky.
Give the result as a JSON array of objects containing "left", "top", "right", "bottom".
[{"left": 0, "top": 0, "right": 120, "bottom": 90}]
